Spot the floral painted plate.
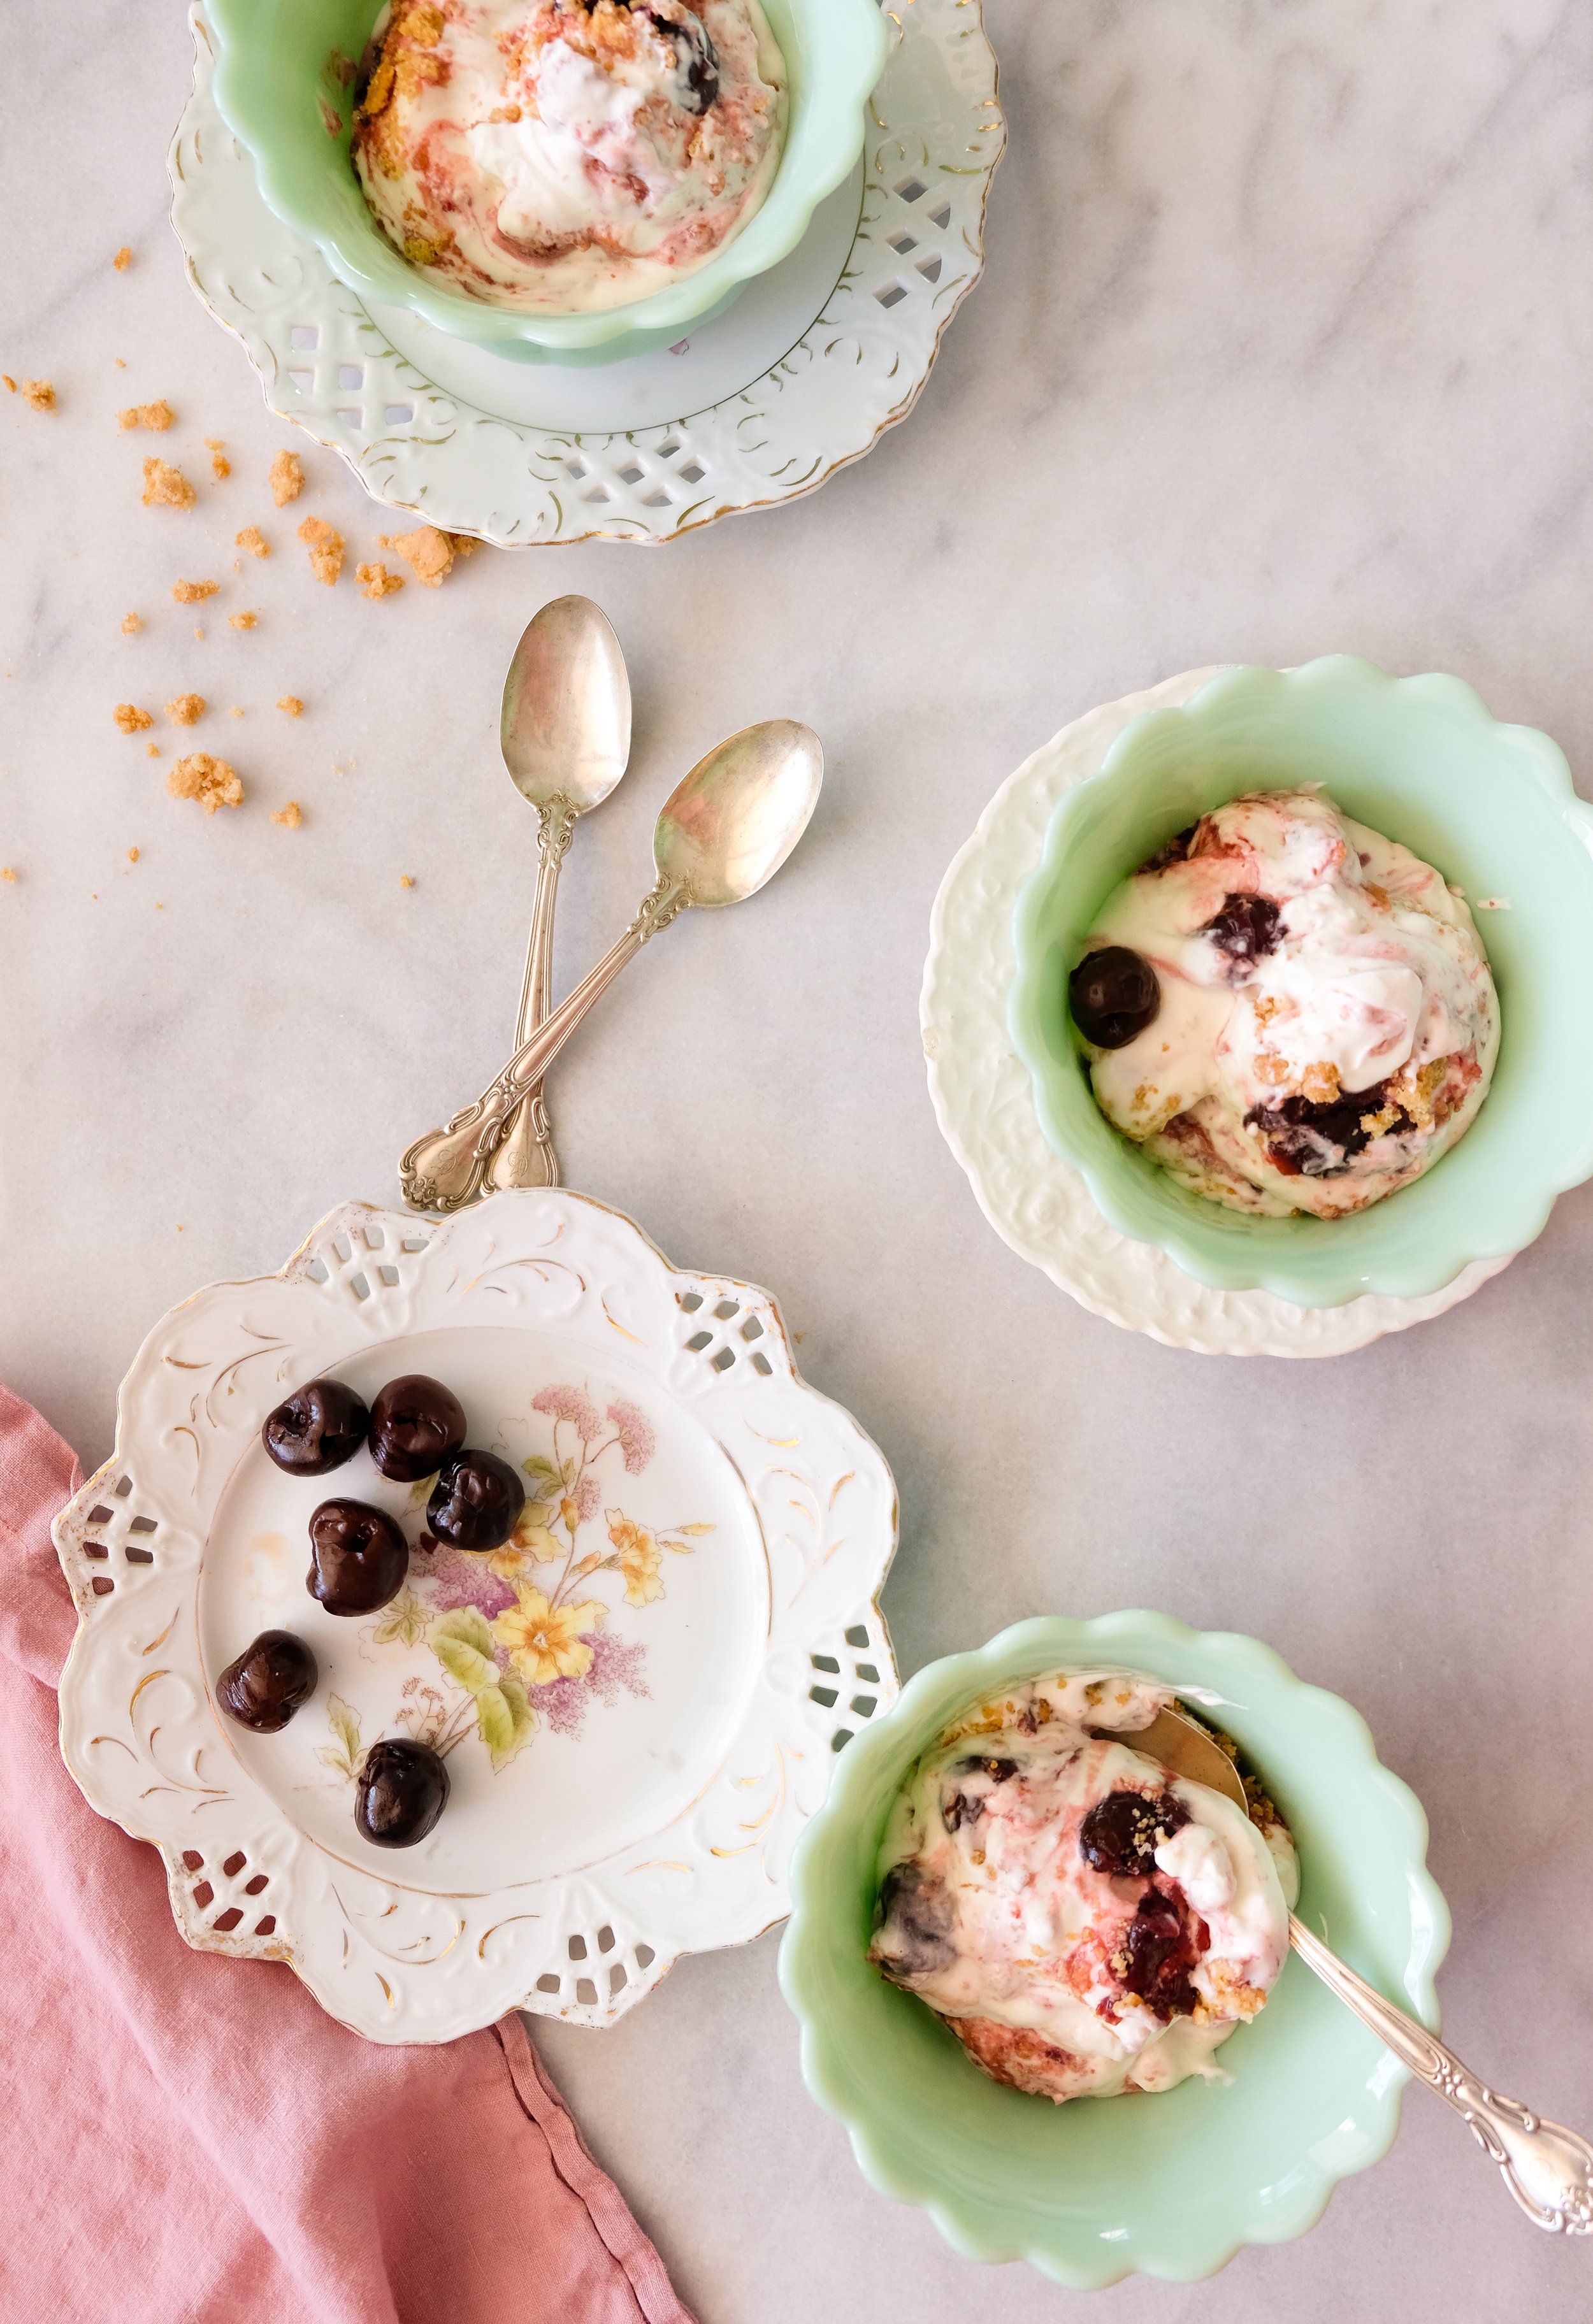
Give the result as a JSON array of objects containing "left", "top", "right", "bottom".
[{"left": 53, "top": 1191, "right": 898, "bottom": 2042}]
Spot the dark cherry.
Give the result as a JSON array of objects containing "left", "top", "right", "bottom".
[
  {"left": 1069, "top": 947, "right": 1160, "bottom": 1049},
  {"left": 1244, "top": 1082, "right": 1403, "bottom": 1178},
  {"left": 307, "top": 1498, "right": 410, "bottom": 1616},
  {"left": 216, "top": 1630, "right": 318, "bottom": 1732},
  {"left": 646, "top": 1, "right": 720, "bottom": 110},
  {"left": 1200, "top": 892, "right": 1282, "bottom": 968},
  {"left": 1121, "top": 1888, "right": 1207, "bottom": 2021},
  {"left": 367, "top": 1374, "right": 467, "bottom": 1482},
  {"left": 1139, "top": 823, "right": 1198, "bottom": 873},
  {"left": 355, "top": 1738, "right": 450, "bottom": 1849},
  {"left": 1080, "top": 1787, "right": 1190, "bottom": 1877},
  {"left": 942, "top": 1754, "right": 1020, "bottom": 1832},
  {"left": 872, "top": 1861, "right": 958, "bottom": 1982},
  {"left": 426, "top": 1449, "right": 526, "bottom": 1553},
  {"left": 262, "top": 1378, "right": 370, "bottom": 1477}
]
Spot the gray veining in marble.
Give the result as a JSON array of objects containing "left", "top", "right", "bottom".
[{"left": 3, "top": 2, "right": 1592, "bottom": 2316}]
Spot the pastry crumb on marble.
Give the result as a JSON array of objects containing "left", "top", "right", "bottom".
[
  {"left": 271, "top": 801, "right": 304, "bottom": 828},
  {"left": 399, "top": 873, "right": 415, "bottom": 887},
  {"left": 357, "top": 559, "right": 404, "bottom": 600},
  {"left": 145, "top": 743, "right": 160, "bottom": 758},
  {"left": 167, "top": 752, "right": 243, "bottom": 813},
  {"left": 171, "top": 577, "right": 219, "bottom": 603},
  {"left": 277, "top": 694, "right": 304, "bottom": 717},
  {"left": 119, "top": 399, "right": 174, "bottom": 432},
  {"left": 269, "top": 449, "right": 305, "bottom": 506},
  {"left": 1, "top": 866, "right": 17, "bottom": 884},
  {"left": 235, "top": 525, "right": 269, "bottom": 558},
  {"left": 379, "top": 524, "right": 463, "bottom": 587},
  {"left": 298, "top": 515, "right": 344, "bottom": 585},
  {"left": 114, "top": 703, "right": 154, "bottom": 734},
  {"left": 165, "top": 692, "right": 205, "bottom": 726},
  {"left": 142, "top": 456, "right": 195, "bottom": 508},
  {"left": 120, "top": 611, "right": 143, "bottom": 635},
  {"left": 127, "top": 846, "right": 140, "bottom": 862},
  {"left": 228, "top": 611, "right": 258, "bottom": 631},
  {"left": 113, "top": 245, "right": 133, "bottom": 270},
  {"left": 205, "top": 436, "right": 231, "bottom": 479},
  {"left": 12, "top": 377, "right": 56, "bottom": 412}
]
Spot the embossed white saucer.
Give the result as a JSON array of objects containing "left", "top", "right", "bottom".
[
  {"left": 921, "top": 670, "right": 1516, "bottom": 1357},
  {"left": 54, "top": 1191, "right": 897, "bottom": 2041},
  {"left": 169, "top": 1, "right": 1004, "bottom": 545}
]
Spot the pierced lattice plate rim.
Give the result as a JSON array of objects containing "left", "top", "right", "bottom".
[
  {"left": 168, "top": 0, "right": 1005, "bottom": 545},
  {"left": 919, "top": 669, "right": 1515, "bottom": 1357},
  {"left": 54, "top": 1190, "right": 898, "bottom": 2042}
]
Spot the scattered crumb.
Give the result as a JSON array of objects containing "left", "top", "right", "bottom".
[
  {"left": 114, "top": 702, "right": 154, "bottom": 734},
  {"left": 229, "top": 707, "right": 245, "bottom": 719},
  {"left": 193, "top": 626, "right": 205, "bottom": 640},
  {"left": 205, "top": 436, "right": 231, "bottom": 480},
  {"left": 277, "top": 695, "right": 304, "bottom": 717},
  {"left": 235, "top": 525, "right": 268, "bottom": 558},
  {"left": 115, "top": 357, "right": 126, "bottom": 368},
  {"left": 271, "top": 801, "right": 304, "bottom": 828},
  {"left": 113, "top": 246, "right": 133, "bottom": 271},
  {"left": 166, "top": 693, "right": 205, "bottom": 726},
  {"left": 228, "top": 610, "right": 258, "bottom": 631},
  {"left": 142, "top": 457, "right": 195, "bottom": 509},
  {"left": 450, "top": 533, "right": 477, "bottom": 557},
  {"left": 121, "top": 612, "right": 143, "bottom": 636},
  {"left": 119, "top": 399, "right": 174, "bottom": 432},
  {"left": 19, "top": 378, "right": 56, "bottom": 413},
  {"left": 357, "top": 559, "right": 403, "bottom": 600},
  {"left": 156, "top": 903, "right": 163, "bottom": 910},
  {"left": 127, "top": 847, "right": 140, "bottom": 862},
  {"left": 171, "top": 577, "right": 219, "bottom": 603},
  {"left": 298, "top": 515, "right": 344, "bottom": 585},
  {"left": 2, "top": 377, "right": 12, "bottom": 392},
  {"left": 146, "top": 743, "right": 161, "bottom": 759},
  {"left": 379, "top": 524, "right": 461, "bottom": 587},
  {"left": 399, "top": 874, "right": 415, "bottom": 887},
  {"left": 168, "top": 752, "right": 243, "bottom": 813},
  {"left": 1, "top": 866, "right": 16, "bottom": 884},
  {"left": 269, "top": 449, "right": 305, "bottom": 506}
]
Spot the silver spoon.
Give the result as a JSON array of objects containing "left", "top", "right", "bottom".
[
  {"left": 400, "top": 718, "right": 823, "bottom": 1214},
  {"left": 488, "top": 596, "right": 631, "bottom": 1196},
  {"left": 1134, "top": 1702, "right": 1593, "bottom": 2235}
]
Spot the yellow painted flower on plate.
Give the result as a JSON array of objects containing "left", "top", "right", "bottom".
[
  {"left": 493, "top": 1588, "right": 607, "bottom": 1686},
  {"left": 608, "top": 1512, "right": 664, "bottom": 1608}
]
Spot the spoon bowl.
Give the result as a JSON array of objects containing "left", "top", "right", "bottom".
[
  {"left": 654, "top": 718, "right": 825, "bottom": 907},
  {"left": 501, "top": 596, "right": 631, "bottom": 814}
]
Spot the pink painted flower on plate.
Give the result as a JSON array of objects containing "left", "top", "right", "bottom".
[
  {"left": 607, "top": 1399, "right": 656, "bottom": 1475},
  {"left": 531, "top": 1383, "right": 602, "bottom": 1440}
]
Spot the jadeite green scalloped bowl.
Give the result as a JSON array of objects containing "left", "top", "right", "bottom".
[
  {"left": 206, "top": 0, "right": 886, "bottom": 366},
  {"left": 1007, "top": 657, "right": 1593, "bottom": 1308},
  {"left": 779, "top": 1612, "right": 1449, "bottom": 2289}
]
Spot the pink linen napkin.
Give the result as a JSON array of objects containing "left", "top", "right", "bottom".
[{"left": 0, "top": 1383, "right": 696, "bottom": 2324}]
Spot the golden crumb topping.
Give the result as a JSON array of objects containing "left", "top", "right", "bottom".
[
  {"left": 399, "top": 873, "right": 415, "bottom": 887},
  {"left": 0, "top": 866, "right": 16, "bottom": 884},
  {"left": 113, "top": 703, "right": 154, "bottom": 734},
  {"left": 142, "top": 457, "right": 195, "bottom": 509},
  {"left": 380, "top": 524, "right": 458, "bottom": 587},
  {"left": 271, "top": 801, "right": 305, "bottom": 828},
  {"left": 357, "top": 559, "right": 404, "bottom": 599},
  {"left": 19, "top": 378, "right": 56, "bottom": 412},
  {"left": 127, "top": 846, "right": 140, "bottom": 862},
  {"left": 119, "top": 400, "right": 174, "bottom": 432},
  {"left": 165, "top": 692, "right": 205, "bottom": 726},
  {"left": 298, "top": 515, "right": 345, "bottom": 585},
  {"left": 121, "top": 611, "right": 143, "bottom": 635},
  {"left": 229, "top": 611, "right": 258, "bottom": 631},
  {"left": 269, "top": 450, "right": 305, "bottom": 506},
  {"left": 113, "top": 246, "right": 133, "bottom": 271},
  {"left": 168, "top": 754, "right": 243, "bottom": 814},
  {"left": 235, "top": 526, "right": 269, "bottom": 558},
  {"left": 171, "top": 578, "right": 219, "bottom": 603},
  {"left": 277, "top": 694, "right": 304, "bottom": 717}
]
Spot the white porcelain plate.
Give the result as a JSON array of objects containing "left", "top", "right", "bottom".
[
  {"left": 169, "top": 1, "right": 1005, "bottom": 544},
  {"left": 54, "top": 1191, "right": 898, "bottom": 2041},
  {"left": 920, "top": 670, "right": 1515, "bottom": 1356}
]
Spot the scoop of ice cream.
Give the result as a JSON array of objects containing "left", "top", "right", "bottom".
[
  {"left": 352, "top": 0, "right": 787, "bottom": 313},
  {"left": 868, "top": 1673, "right": 1293, "bottom": 2104},
  {"left": 1070, "top": 788, "right": 1499, "bottom": 1218}
]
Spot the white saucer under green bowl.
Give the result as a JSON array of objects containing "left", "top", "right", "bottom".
[
  {"left": 1007, "top": 657, "right": 1593, "bottom": 1309},
  {"left": 779, "top": 1610, "right": 1448, "bottom": 2288}
]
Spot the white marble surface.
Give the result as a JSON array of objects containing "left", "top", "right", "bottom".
[{"left": 4, "top": 1, "right": 1593, "bottom": 2315}]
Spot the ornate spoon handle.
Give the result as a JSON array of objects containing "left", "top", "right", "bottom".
[
  {"left": 1288, "top": 1914, "right": 1593, "bottom": 2233},
  {"left": 487, "top": 798, "right": 576, "bottom": 1196},
  {"left": 400, "top": 876, "right": 688, "bottom": 1214}
]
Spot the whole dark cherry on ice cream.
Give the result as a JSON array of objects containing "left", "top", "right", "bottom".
[{"left": 1069, "top": 947, "right": 1161, "bottom": 1048}]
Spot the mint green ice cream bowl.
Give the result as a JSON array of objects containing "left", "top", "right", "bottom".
[
  {"left": 779, "top": 1611, "right": 1449, "bottom": 2288},
  {"left": 207, "top": 0, "right": 887, "bottom": 365},
  {"left": 1007, "top": 657, "right": 1593, "bottom": 1308}
]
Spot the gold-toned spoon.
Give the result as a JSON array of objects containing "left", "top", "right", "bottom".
[
  {"left": 400, "top": 718, "right": 824, "bottom": 1214},
  {"left": 489, "top": 596, "right": 631, "bottom": 1196},
  {"left": 1141, "top": 1704, "right": 1593, "bottom": 2236}
]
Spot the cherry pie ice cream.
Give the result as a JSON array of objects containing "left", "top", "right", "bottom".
[
  {"left": 1067, "top": 787, "right": 1499, "bottom": 1218},
  {"left": 869, "top": 1674, "right": 1295, "bottom": 2104},
  {"left": 353, "top": 0, "right": 787, "bottom": 312}
]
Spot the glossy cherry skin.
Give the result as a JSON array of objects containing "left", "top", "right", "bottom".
[
  {"left": 216, "top": 1630, "right": 318, "bottom": 1732},
  {"left": 1079, "top": 1787, "right": 1190, "bottom": 1877},
  {"left": 262, "top": 1379, "right": 370, "bottom": 1477},
  {"left": 1069, "top": 946, "right": 1161, "bottom": 1049},
  {"left": 367, "top": 1374, "right": 467, "bottom": 1482},
  {"left": 356, "top": 1739, "right": 450, "bottom": 1848},
  {"left": 306, "top": 1499, "right": 410, "bottom": 1616},
  {"left": 427, "top": 1449, "right": 526, "bottom": 1553}
]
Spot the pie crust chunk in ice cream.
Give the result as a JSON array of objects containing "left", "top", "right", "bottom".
[
  {"left": 869, "top": 1673, "right": 1296, "bottom": 2104},
  {"left": 1067, "top": 787, "right": 1500, "bottom": 1218},
  {"left": 353, "top": 0, "right": 788, "bottom": 313}
]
